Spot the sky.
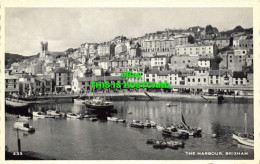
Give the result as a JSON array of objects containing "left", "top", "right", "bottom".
[{"left": 5, "top": 8, "right": 253, "bottom": 56}]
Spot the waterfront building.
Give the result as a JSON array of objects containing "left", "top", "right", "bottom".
[
  {"left": 175, "top": 43, "right": 217, "bottom": 58},
  {"left": 232, "top": 71, "right": 247, "bottom": 86},
  {"left": 54, "top": 67, "right": 73, "bottom": 93},
  {"left": 140, "top": 57, "right": 151, "bottom": 67},
  {"left": 5, "top": 74, "right": 19, "bottom": 94},
  {"left": 34, "top": 75, "right": 53, "bottom": 95},
  {"left": 72, "top": 76, "right": 126, "bottom": 93}
]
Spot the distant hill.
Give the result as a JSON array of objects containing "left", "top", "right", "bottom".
[
  {"left": 220, "top": 26, "right": 253, "bottom": 36},
  {"left": 5, "top": 53, "right": 39, "bottom": 69}
]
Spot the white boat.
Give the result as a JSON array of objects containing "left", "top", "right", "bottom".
[
  {"left": 118, "top": 119, "right": 126, "bottom": 123},
  {"left": 6, "top": 98, "right": 30, "bottom": 108},
  {"left": 67, "top": 113, "right": 81, "bottom": 119},
  {"left": 233, "top": 113, "right": 254, "bottom": 147},
  {"left": 14, "top": 121, "right": 35, "bottom": 132},
  {"left": 46, "top": 110, "right": 61, "bottom": 117},
  {"left": 156, "top": 125, "right": 164, "bottom": 131},
  {"left": 33, "top": 111, "right": 46, "bottom": 118},
  {"left": 107, "top": 117, "right": 119, "bottom": 122},
  {"left": 89, "top": 116, "right": 98, "bottom": 121}
]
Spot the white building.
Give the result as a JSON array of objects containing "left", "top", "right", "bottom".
[{"left": 151, "top": 55, "right": 169, "bottom": 67}]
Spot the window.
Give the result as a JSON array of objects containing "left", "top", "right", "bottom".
[
  {"left": 188, "top": 78, "right": 190, "bottom": 82},
  {"left": 204, "top": 78, "right": 206, "bottom": 82},
  {"left": 216, "top": 80, "right": 218, "bottom": 84},
  {"left": 183, "top": 61, "right": 185, "bottom": 63},
  {"left": 59, "top": 82, "right": 61, "bottom": 85},
  {"left": 230, "top": 60, "right": 232, "bottom": 63},
  {"left": 82, "top": 82, "right": 85, "bottom": 85},
  {"left": 59, "top": 73, "right": 61, "bottom": 76},
  {"left": 241, "top": 81, "right": 243, "bottom": 84},
  {"left": 14, "top": 85, "right": 16, "bottom": 88},
  {"left": 192, "top": 79, "right": 195, "bottom": 82},
  {"left": 188, "top": 60, "right": 190, "bottom": 63},
  {"left": 198, "top": 78, "right": 200, "bottom": 82}
]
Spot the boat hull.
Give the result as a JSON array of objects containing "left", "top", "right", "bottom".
[
  {"left": 5, "top": 99, "right": 31, "bottom": 108},
  {"left": 233, "top": 133, "right": 254, "bottom": 147},
  {"left": 85, "top": 103, "right": 113, "bottom": 114}
]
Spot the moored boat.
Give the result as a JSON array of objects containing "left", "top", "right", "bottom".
[
  {"left": 107, "top": 117, "right": 119, "bottom": 122},
  {"left": 67, "top": 113, "right": 82, "bottom": 119},
  {"left": 175, "top": 102, "right": 202, "bottom": 136},
  {"left": 89, "top": 116, "right": 98, "bottom": 121},
  {"left": 19, "top": 115, "right": 32, "bottom": 120},
  {"left": 6, "top": 98, "right": 31, "bottom": 108},
  {"left": 130, "top": 120, "right": 144, "bottom": 128},
  {"left": 232, "top": 113, "right": 254, "bottom": 147},
  {"left": 14, "top": 121, "right": 35, "bottom": 132},
  {"left": 46, "top": 110, "right": 61, "bottom": 117},
  {"left": 33, "top": 111, "right": 46, "bottom": 118},
  {"left": 153, "top": 140, "right": 167, "bottom": 149},
  {"left": 85, "top": 97, "right": 114, "bottom": 115}
]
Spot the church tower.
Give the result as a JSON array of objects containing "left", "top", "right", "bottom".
[{"left": 40, "top": 41, "right": 48, "bottom": 58}]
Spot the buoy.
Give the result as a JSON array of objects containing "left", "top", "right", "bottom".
[{"left": 211, "top": 134, "right": 217, "bottom": 138}]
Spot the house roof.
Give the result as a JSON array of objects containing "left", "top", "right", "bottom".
[
  {"left": 158, "top": 71, "right": 171, "bottom": 76},
  {"left": 55, "top": 67, "right": 72, "bottom": 73},
  {"left": 198, "top": 58, "right": 211, "bottom": 61},
  {"left": 146, "top": 68, "right": 159, "bottom": 75},
  {"left": 233, "top": 71, "right": 246, "bottom": 78}
]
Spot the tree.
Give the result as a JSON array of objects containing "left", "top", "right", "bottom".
[
  {"left": 188, "top": 35, "right": 195, "bottom": 44},
  {"left": 205, "top": 25, "right": 214, "bottom": 35}
]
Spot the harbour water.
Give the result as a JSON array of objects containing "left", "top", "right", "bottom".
[{"left": 5, "top": 101, "right": 254, "bottom": 160}]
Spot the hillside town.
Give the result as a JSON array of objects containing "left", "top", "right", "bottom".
[{"left": 5, "top": 25, "right": 253, "bottom": 97}]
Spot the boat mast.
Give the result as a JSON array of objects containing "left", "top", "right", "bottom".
[{"left": 244, "top": 113, "right": 247, "bottom": 134}]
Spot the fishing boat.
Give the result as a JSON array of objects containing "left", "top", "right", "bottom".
[
  {"left": 85, "top": 75, "right": 114, "bottom": 115},
  {"left": 153, "top": 140, "right": 167, "bottom": 149},
  {"left": 130, "top": 120, "right": 144, "bottom": 128},
  {"left": 67, "top": 113, "right": 82, "bottom": 119},
  {"left": 85, "top": 97, "right": 114, "bottom": 114},
  {"left": 232, "top": 113, "right": 254, "bottom": 147},
  {"left": 14, "top": 121, "right": 35, "bottom": 132},
  {"left": 32, "top": 111, "right": 46, "bottom": 118},
  {"left": 46, "top": 110, "right": 61, "bottom": 117},
  {"left": 162, "top": 128, "right": 189, "bottom": 139},
  {"left": 175, "top": 102, "right": 202, "bottom": 136},
  {"left": 5, "top": 98, "right": 31, "bottom": 108}
]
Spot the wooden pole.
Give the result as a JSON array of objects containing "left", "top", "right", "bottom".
[{"left": 16, "top": 128, "right": 21, "bottom": 153}]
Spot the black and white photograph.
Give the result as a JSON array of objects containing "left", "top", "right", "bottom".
[{"left": 1, "top": 2, "right": 258, "bottom": 162}]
